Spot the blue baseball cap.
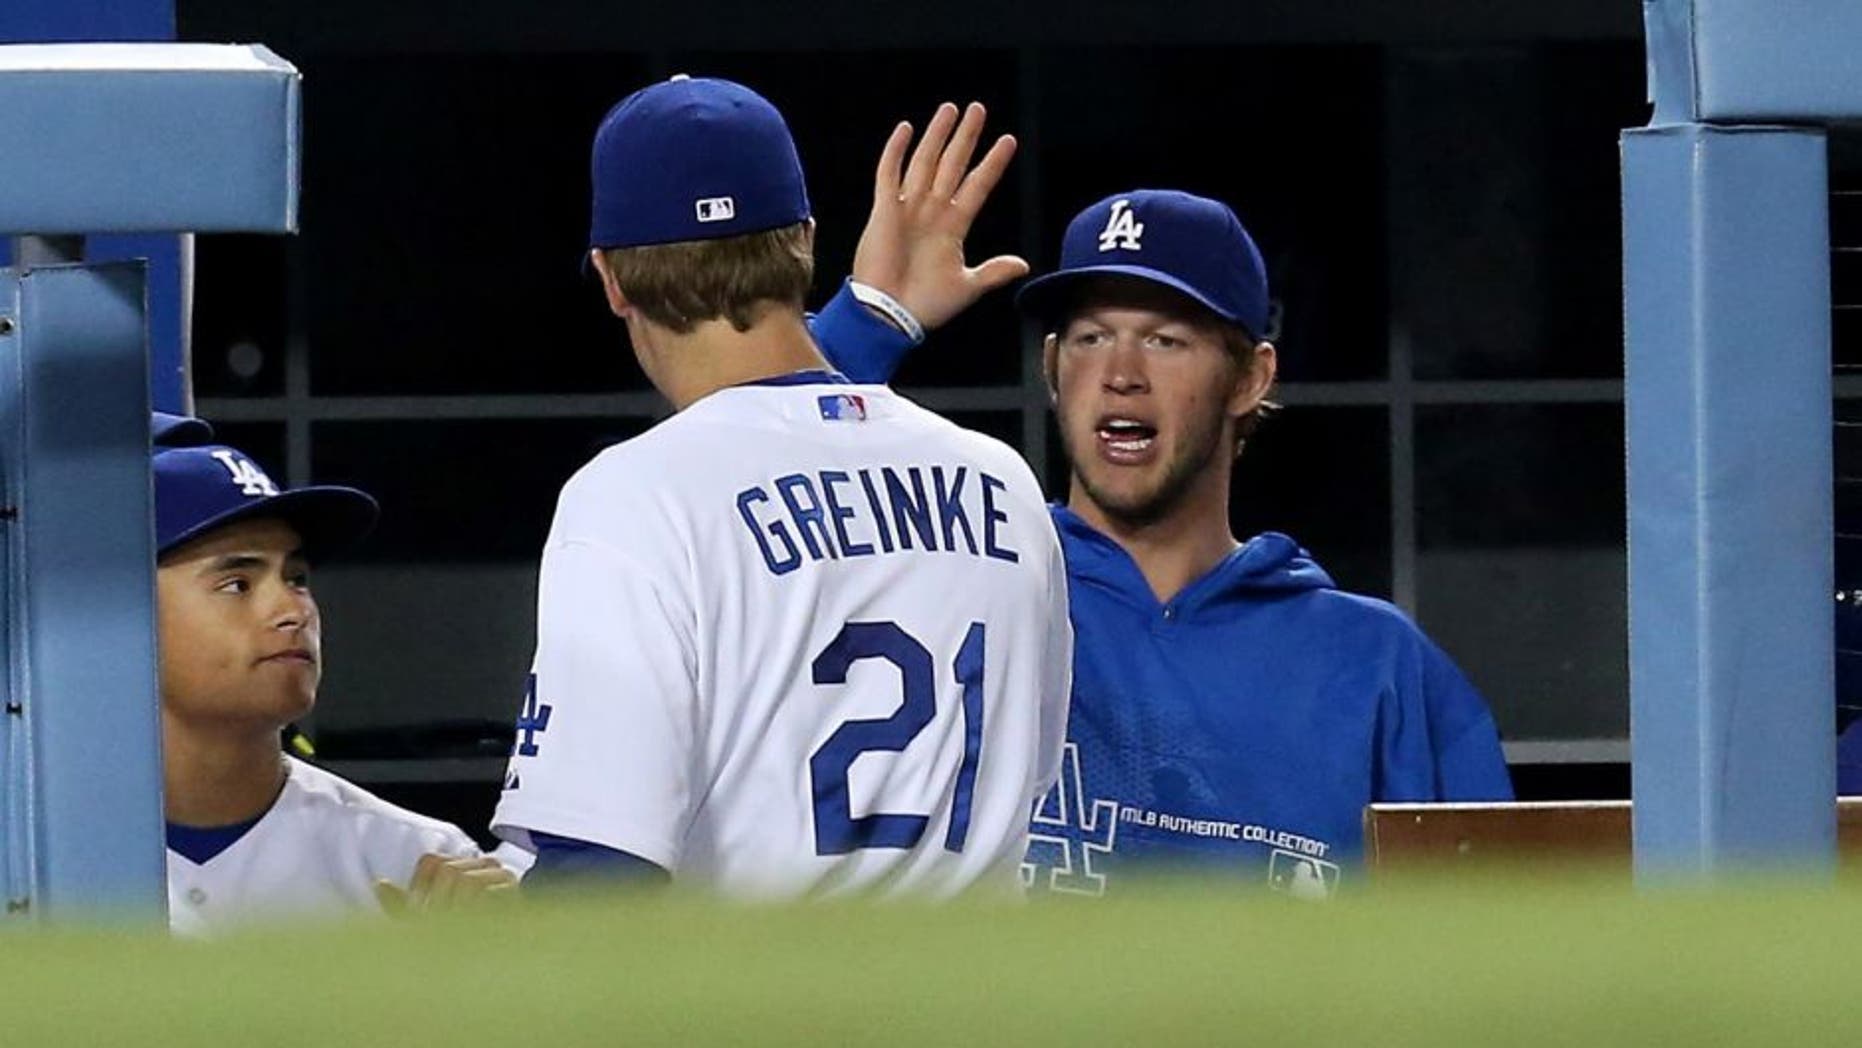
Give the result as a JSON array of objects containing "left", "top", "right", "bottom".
[
  {"left": 153, "top": 410, "right": 213, "bottom": 447},
  {"left": 154, "top": 440, "right": 378, "bottom": 563},
  {"left": 588, "top": 75, "right": 812, "bottom": 251},
  {"left": 1015, "top": 189, "right": 1271, "bottom": 339}
]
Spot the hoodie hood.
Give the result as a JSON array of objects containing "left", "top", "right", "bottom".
[{"left": 1050, "top": 505, "right": 1334, "bottom": 613}]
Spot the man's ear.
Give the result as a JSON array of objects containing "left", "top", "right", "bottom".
[
  {"left": 589, "top": 249, "right": 632, "bottom": 319},
  {"left": 1229, "top": 340, "right": 1278, "bottom": 417},
  {"left": 1042, "top": 333, "right": 1061, "bottom": 403}
]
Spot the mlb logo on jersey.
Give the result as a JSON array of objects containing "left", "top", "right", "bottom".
[
  {"left": 1267, "top": 849, "right": 1340, "bottom": 899},
  {"left": 695, "top": 196, "right": 737, "bottom": 223},
  {"left": 817, "top": 393, "right": 867, "bottom": 422}
]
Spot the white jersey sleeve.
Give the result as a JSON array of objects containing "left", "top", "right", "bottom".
[
  {"left": 1035, "top": 532, "right": 1074, "bottom": 802},
  {"left": 167, "top": 758, "right": 481, "bottom": 936},
  {"left": 494, "top": 379, "right": 1072, "bottom": 898},
  {"left": 490, "top": 514, "right": 700, "bottom": 871}
]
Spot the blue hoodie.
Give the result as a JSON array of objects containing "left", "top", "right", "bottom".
[
  {"left": 811, "top": 285, "right": 1512, "bottom": 896},
  {"left": 1838, "top": 716, "right": 1862, "bottom": 795},
  {"left": 1029, "top": 507, "right": 1511, "bottom": 896}
]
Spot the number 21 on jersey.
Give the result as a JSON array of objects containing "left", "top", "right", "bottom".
[{"left": 809, "top": 621, "right": 985, "bottom": 856}]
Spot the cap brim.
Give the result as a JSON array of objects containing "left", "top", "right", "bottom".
[
  {"left": 1013, "top": 264, "right": 1248, "bottom": 332},
  {"left": 161, "top": 486, "right": 380, "bottom": 564}
]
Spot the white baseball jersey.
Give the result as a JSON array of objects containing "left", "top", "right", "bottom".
[
  {"left": 166, "top": 757, "right": 482, "bottom": 936},
  {"left": 493, "top": 376, "right": 1071, "bottom": 899}
]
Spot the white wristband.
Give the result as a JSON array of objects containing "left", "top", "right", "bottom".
[{"left": 847, "top": 280, "right": 926, "bottom": 345}]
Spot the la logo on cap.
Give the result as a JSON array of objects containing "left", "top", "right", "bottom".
[
  {"left": 1097, "top": 198, "right": 1144, "bottom": 252},
  {"left": 210, "top": 450, "right": 279, "bottom": 498}
]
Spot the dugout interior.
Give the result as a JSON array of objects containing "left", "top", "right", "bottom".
[{"left": 169, "top": 0, "right": 1862, "bottom": 841}]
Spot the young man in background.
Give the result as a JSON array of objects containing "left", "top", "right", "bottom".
[
  {"left": 821, "top": 127, "right": 1513, "bottom": 894},
  {"left": 153, "top": 414, "right": 514, "bottom": 933},
  {"left": 491, "top": 78, "right": 1071, "bottom": 897}
]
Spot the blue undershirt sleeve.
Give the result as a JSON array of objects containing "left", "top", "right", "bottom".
[
  {"left": 525, "top": 831, "right": 671, "bottom": 889},
  {"left": 808, "top": 279, "right": 917, "bottom": 384}
]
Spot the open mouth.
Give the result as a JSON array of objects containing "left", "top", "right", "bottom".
[
  {"left": 261, "top": 650, "right": 316, "bottom": 666},
  {"left": 1097, "top": 417, "right": 1158, "bottom": 454}
]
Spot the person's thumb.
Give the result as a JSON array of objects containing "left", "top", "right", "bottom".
[
  {"left": 969, "top": 254, "right": 1031, "bottom": 293},
  {"left": 374, "top": 878, "right": 411, "bottom": 917}
]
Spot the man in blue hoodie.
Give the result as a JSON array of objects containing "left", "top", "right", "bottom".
[{"left": 811, "top": 108, "right": 1513, "bottom": 896}]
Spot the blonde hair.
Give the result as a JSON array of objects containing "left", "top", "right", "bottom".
[{"left": 601, "top": 221, "right": 813, "bottom": 333}]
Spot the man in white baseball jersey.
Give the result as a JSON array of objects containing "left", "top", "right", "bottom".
[
  {"left": 152, "top": 413, "right": 515, "bottom": 934},
  {"left": 491, "top": 76, "right": 1071, "bottom": 898}
]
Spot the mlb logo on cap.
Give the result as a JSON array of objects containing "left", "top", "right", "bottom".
[{"left": 696, "top": 196, "right": 736, "bottom": 223}]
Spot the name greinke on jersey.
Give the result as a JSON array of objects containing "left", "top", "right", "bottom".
[{"left": 735, "top": 463, "right": 1021, "bottom": 576}]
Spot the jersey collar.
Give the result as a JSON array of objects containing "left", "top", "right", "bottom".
[
  {"left": 735, "top": 368, "right": 850, "bottom": 388},
  {"left": 166, "top": 810, "right": 267, "bottom": 865}
]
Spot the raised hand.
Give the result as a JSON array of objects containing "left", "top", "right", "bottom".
[{"left": 852, "top": 101, "right": 1030, "bottom": 333}]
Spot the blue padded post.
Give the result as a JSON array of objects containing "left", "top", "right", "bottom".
[
  {"left": 2, "top": 0, "right": 183, "bottom": 410},
  {"left": 0, "top": 43, "right": 300, "bottom": 924},
  {"left": 0, "top": 262, "right": 167, "bottom": 922},
  {"left": 1623, "top": 123, "right": 1834, "bottom": 878}
]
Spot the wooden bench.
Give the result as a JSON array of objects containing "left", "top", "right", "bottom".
[{"left": 1363, "top": 799, "right": 1862, "bottom": 873}]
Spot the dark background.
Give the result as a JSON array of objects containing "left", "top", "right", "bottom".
[{"left": 178, "top": 0, "right": 1787, "bottom": 835}]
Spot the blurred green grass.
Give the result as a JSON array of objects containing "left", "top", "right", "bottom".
[{"left": 11, "top": 873, "right": 1859, "bottom": 1046}]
